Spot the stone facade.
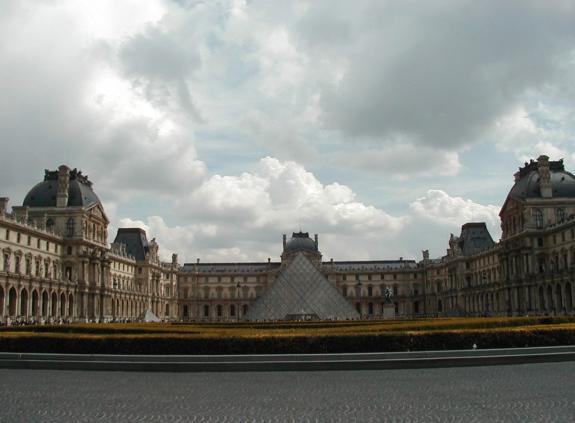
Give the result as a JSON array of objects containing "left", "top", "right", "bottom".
[
  {"left": 0, "top": 166, "right": 177, "bottom": 324},
  {"left": 1, "top": 156, "right": 574, "bottom": 323}
]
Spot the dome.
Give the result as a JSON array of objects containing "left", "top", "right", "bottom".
[
  {"left": 284, "top": 232, "right": 318, "bottom": 253},
  {"left": 508, "top": 158, "right": 575, "bottom": 200},
  {"left": 22, "top": 167, "right": 101, "bottom": 208}
]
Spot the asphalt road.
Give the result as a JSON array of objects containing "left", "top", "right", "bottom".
[{"left": 0, "top": 362, "right": 574, "bottom": 422}]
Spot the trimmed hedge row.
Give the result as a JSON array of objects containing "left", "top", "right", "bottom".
[
  {"left": 0, "top": 328, "right": 574, "bottom": 355},
  {"left": 2, "top": 316, "right": 575, "bottom": 335}
]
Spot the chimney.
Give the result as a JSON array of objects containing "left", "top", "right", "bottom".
[
  {"left": 314, "top": 234, "right": 318, "bottom": 249},
  {"left": 282, "top": 234, "right": 287, "bottom": 249},
  {"left": 56, "top": 165, "right": 70, "bottom": 207},
  {"left": 268, "top": 257, "right": 271, "bottom": 264},
  {"left": 0, "top": 197, "right": 8, "bottom": 215},
  {"left": 196, "top": 258, "right": 200, "bottom": 264},
  {"left": 172, "top": 253, "right": 178, "bottom": 265},
  {"left": 537, "top": 155, "right": 552, "bottom": 198}
]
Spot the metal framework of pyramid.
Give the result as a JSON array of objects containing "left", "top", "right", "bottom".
[
  {"left": 245, "top": 253, "right": 360, "bottom": 321},
  {"left": 138, "top": 308, "right": 161, "bottom": 322}
]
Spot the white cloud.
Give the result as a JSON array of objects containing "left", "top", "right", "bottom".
[
  {"left": 177, "top": 157, "right": 406, "bottom": 234},
  {"left": 493, "top": 102, "right": 575, "bottom": 168},
  {"left": 109, "top": 158, "right": 501, "bottom": 262},
  {"left": 2, "top": 0, "right": 574, "bottom": 264},
  {"left": 409, "top": 189, "right": 501, "bottom": 241}
]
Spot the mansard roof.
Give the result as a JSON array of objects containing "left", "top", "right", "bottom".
[
  {"left": 113, "top": 228, "right": 150, "bottom": 261},
  {"left": 284, "top": 231, "right": 319, "bottom": 254},
  {"left": 181, "top": 262, "right": 281, "bottom": 273},
  {"left": 23, "top": 168, "right": 101, "bottom": 208},
  {"left": 507, "top": 158, "right": 575, "bottom": 201},
  {"left": 457, "top": 222, "right": 495, "bottom": 256},
  {"left": 327, "top": 260, "right": 418, "bottom": 271}
]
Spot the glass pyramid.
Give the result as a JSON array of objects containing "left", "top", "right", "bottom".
[{"left": 245, "top": 253, "right": 360, "bottom": 321}]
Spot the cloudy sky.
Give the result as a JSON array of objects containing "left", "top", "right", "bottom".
[{"left": 2, "top": 0, "right": 575, "bottom": 263}]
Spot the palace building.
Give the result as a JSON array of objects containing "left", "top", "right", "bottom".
[{"left": 0, "top": 155, "right": 574, "bottom": 323}]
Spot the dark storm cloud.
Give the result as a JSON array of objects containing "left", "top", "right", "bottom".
[
  {"left": 120, "top": 27, "right": 204, "bottom": 121},
  {"left": 308, "top": 0, "right": 575, "bottom": 148}
]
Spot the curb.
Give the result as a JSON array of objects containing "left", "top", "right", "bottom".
[{"left": 1, "top": 346, "right": 574, "bottom": 372}]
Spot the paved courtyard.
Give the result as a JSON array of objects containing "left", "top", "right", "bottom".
[{"left": 0, "top": 362, "right": 574, "bottom": 422}]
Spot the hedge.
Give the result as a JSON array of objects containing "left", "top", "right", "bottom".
[{"left": 0, "top": 327, "right": 574, "bottom": 355}]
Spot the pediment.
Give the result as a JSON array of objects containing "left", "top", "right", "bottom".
[{"left": 87, "top": 203, "right": 109, "bottom": 223}]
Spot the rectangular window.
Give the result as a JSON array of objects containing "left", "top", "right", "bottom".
[
  {"left": 27, "top": 235, "right": 31, "bottom": 246},
  {"left": 15, "top": 256, "right": 20, "bottom": 274},
  {"left": 37, "top": 239, "right": 41, "bottom": 249},
  {"left": 5, "top": 229, "right": 9, "bottom": 241},
  {"left": 17, "top": 233, "right": 21, "bottom": 243},
  {"left": 3, "top": 254, "right": 8, "bottom": 271}
]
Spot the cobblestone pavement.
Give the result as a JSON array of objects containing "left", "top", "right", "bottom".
[{"left": 0, "top": 362, "right": 574, "bottom": 422}]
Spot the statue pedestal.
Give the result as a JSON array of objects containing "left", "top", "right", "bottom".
[{"left": 382, "top": 303, "right": 395, "bottom": 319}]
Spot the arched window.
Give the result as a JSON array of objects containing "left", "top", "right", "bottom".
[
  {"left": 203, "top": 304, "right": 209, "bottom": 317},
  {"left": 368, "top": 302, "right": 373, "bottom": 315},
  {"left": 230, "top": 304, "right": 236, "bottom": 317},
  {"left": 217, "top": 305, "right": 222, "bottom": 317},
  {"left": 20, "top": 289, "right": 28, "bottom": 316},
  {"left": 3, "top": 253, "right": 9, "bottom": 271}
]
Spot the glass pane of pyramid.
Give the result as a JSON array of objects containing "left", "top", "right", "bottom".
[{"left": 245, "top": 253, "right": 360, "bottom": 320}]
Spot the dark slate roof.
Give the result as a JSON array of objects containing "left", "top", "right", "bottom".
[
  {"left": 181, "top": 259, "right": 418, "bottom": 273},
  {"left": 181, "top": 262, "right": 281, "bottom": 273},
  {"left": 327, "top": 260, "right": 418, "bottom": 271},
  {"left": 284, "top": 232, "right": 318, "bottom": 253},
  {"left": 457, "top": 223, "right": 495, "bottom": 256},
  {"left": 507, "top": 160, "right": 575, "bottom": 200},
  {"left": 23, "top": 168, "right": 101, "bottom": 208},
  {"left": 113, "top": 228, "right": 149, "bottom": 261}
]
